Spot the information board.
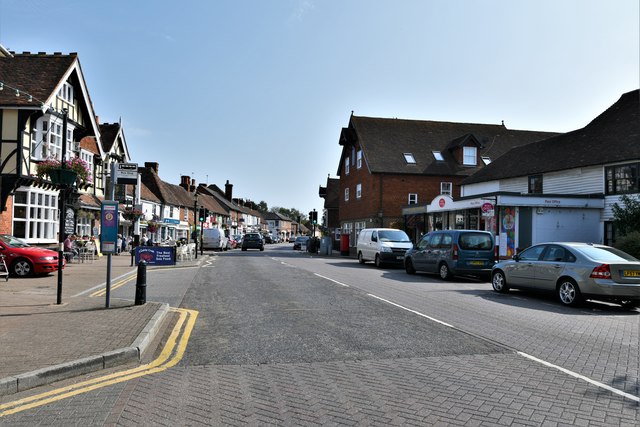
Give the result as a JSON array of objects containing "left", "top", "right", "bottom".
[
  {"left": 135, "top": 247, "right": 176, "bottom": 266},
  {"left": 101, "top": 201, "right": 119, "bottom": 254}
]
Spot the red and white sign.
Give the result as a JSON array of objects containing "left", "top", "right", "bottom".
[{"left": 438, "top": 198, "right": 446, "bottom": 208}]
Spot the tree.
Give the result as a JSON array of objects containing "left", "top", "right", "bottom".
[
  {"left": 255, "top": 201, "right": 269, "bottom": 213},
  {"left": 271, "top": 207, "right": 306, "bottom": 222},
  {"left": 612, "top": 194, "right": 640, "bottom": 236}
]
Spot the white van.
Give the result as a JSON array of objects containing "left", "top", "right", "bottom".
[
  {"left": 202, "top": 228, "right": 228, "bottom": 251},
  {"left": 356, "top": 228, "right": 413, "bottom": 268}
]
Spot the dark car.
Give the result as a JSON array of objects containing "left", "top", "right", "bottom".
[
  {"left": 293, "top": 236, "right": 310, "bottom": 250},
  {"left": 491, "top": 242, "right": 640, "bottom": 308},
  {"left": 0, "top": 234, "right": 64, "bottom": 277},
  {"left": 241, "top": 233, "right": 264, "bottom": 251}
]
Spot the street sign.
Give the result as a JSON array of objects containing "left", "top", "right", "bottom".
[{"left": 115, "top": 163, "right": 138, "bottom": 185}]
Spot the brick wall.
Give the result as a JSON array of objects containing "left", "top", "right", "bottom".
[{"left": 0, "top": 197, "right": 13, "bottom": 234}]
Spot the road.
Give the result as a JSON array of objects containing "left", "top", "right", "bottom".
[{"left": 2, "top": 244, "right": 638, "bottom": 425}]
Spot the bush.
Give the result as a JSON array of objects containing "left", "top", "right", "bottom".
[{"left": 614, "top": 231, "right": 640, "bottom": 259}]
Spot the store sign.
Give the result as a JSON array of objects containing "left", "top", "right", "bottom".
[
  {"left": 481, "top": 202, "right": 494, "bottom": 217},
  {"left": 438, "top": 198, "right": 446, "bottom": 208},
  {"left": 135, "top": 247, "right": 175, "bottom": 266}
]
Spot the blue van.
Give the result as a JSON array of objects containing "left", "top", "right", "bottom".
[{"left": 404, "top": 230, "right": 495, "bottom": 280}]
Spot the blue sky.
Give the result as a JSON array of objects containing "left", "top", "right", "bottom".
[{"left": 1, "top": 0, "right": 638, "bottom": 214}]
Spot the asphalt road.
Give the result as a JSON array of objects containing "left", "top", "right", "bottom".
[{"left": 2, "top": 245, "right": 638, "bottom": 425}]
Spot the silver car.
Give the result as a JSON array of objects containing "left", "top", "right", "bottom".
[{"left": 491, "top": 242, "right": 640, "bottom": 308}]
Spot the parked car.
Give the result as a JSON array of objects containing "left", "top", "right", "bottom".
[
  {"left": 241, "top": 233, "right": 264, "bottom": 251},
  {"left": 293, "top": 236, "right": 310, "bottom": 250},
  {"left": 491, "top": 242, "right": 640, "bottom": 308},
  {"left": 0, "top": 234, "right": 64, "bottom": 277},
  {"left": 404, "top": 230, "right": 495, "bottom": 280},
  {"left": 288, "top": 236, "right": 296, "bottom": 243},
  {"left": 357, "top": 228, "right": 413, "bottom": 267},
  {"left": 263, "top": 234, "right": 273, "bottom": 244}
]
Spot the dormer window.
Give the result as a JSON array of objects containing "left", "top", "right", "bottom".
[
  {"left": 432, "top": 151, "right": 444, "bottom": 161},
  {"left": 463, "top": 147, "right": 477, "bottom": 165},
  {"left": 403, "top": 153, "right": 416, "bottom": 164}
]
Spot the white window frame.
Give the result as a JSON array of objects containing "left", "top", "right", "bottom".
[
  {"left": 356, "top": 150, "right": 362, "bottom": 169},
  {"left": 76, "top": 215, "right": 92, "bottom": 238},
  {"left": 344, "top": 187, "right": 350, "bottom": 201},
  {"left": 344, "top": 157, "right": 350, "bottom": 175},
  {"left": 80, "top": 149, "right": 94, "bottom": 182},
  {"left": 356, "top": 183, "right": 362, "bottom": 199},
  {"left": 12, "top": 187, "right": 59, "bottom": 243},
  {"left": 432, "top": 151, "right": 444, "bottom": 161},
  {"left": 57, "top": 82, "right": 74, "bottom": 104},
  {"left": 463, "top": 146, "right": 477, "bottom": 165},
  {"left": 408, "top": 193, "right": 418, "bottom": 205},
  {"left": 441, "top": 182, "right": 452, "bottom": 195}
]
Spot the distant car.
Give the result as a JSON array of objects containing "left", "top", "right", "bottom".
[
  {"left": 0, "top": 234, "right": 64, "bottom": 277},
  {"left": 293, "top": 236, "right": 310, "bottom": 250},
  {"left": 357, "top": 228, "right": 412, "bottom": 268},
  {"left": 491, "top": 242, "right": 640, "bottom": 308},
  {"left": 263, "top": 234, "right": 273, "bottom": 244},
  {"left": 288, "top": 236, "right": 296, "bottom": 243},
  {"left": 242, "top": 233, "right": 264, "bottom": 251},
  {"left": 404, "top": 230, "right": 495, "bottom": 280}
]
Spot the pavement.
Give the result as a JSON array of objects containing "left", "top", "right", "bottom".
[{"left": 0, "top": 250, "right": 198, "bottom": 397}]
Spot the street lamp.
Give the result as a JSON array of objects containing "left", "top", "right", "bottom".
[{"left": 193, "top": 191, "right": 198, "bottom": 259}]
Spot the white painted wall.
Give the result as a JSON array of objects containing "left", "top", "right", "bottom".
[{"left": 532, "top": 208, "right": 602, "bottom": 244}]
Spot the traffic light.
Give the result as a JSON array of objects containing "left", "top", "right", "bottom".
[
  {"left": 309, "top": 210, "right": 318, "bottom": 225},
  {"left": 198, "top": 208, "right": 206, "bottom": 222}
]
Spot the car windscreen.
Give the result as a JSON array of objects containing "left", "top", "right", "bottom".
[
  {"left": 0, "top": 235, "right": 30, "bottom": 248},
  {"left": 377, "top": 230, "right": 410, "bottom": 242},
  {"left": 459, "top": 233, "right": 493, "bottom": 250},
  {"left": 578, "top": 246, "right": 639, "bottom": 262}
]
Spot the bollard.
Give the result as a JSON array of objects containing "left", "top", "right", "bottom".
[{"left": 134, "top": 260, "right": 147, "bottom": 305}]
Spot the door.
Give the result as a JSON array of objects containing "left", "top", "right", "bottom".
[
  {"left": 534, "top": 245, "right": 570, "bottom": 290},
  {"left": 507, "top": 244, "right": 546, "bottom": 286},
  {"left": 424, "top": 233, "right": 443, "bottom": 273},
  {"left": 411, "top": 235, "right": 430, "bottom": 270}
]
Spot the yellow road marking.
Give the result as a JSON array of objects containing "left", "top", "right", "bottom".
[
  {"left": 0, "top": 307, "right": 198, "bottom": 417},
  {"left": 90, "top": 275, "right": 135, "bottom": 297}
]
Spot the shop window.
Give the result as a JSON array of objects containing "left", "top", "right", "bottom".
[
  {"left": 12, "top": 188, "right": 58, "bottom": 242},
  {"left": 528, "top": 175, "right": 543, "bottom": 193}
]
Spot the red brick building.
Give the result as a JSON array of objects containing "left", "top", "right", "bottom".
[{"left": 336, "top": 114, "right": 557, "bottom": 247}]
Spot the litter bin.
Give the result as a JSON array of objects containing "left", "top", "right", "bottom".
[{"left": 340, "top": 234, "right": 350, "bottom": 256}]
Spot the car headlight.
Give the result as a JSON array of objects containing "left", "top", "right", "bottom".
[
  {"left": 380, "top": 246, "right": 392, "bottom": 253},
  {"left": 39, "top": 256, "right": 55, "bottom": 261}
]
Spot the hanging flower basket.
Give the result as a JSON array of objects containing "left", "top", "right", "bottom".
[
  {"left": 122, "top": 207, "right": 144, "bottom": 222},
  {"left": 36, "top": 157, "right": 92, "bottom": 185},
  {"left": 146, "top": 221, "right": 160, "bottom": 233},
  {"left": 47, "top": 168, "right": 78, "bottom": 186}
]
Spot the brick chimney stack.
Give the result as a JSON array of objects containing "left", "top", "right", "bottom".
[
  {"left": 144, "top": 162, "right": 159, "bottom": 174},
  {"left": 225, "top": 180, "right": 233, "bottom": 201}
]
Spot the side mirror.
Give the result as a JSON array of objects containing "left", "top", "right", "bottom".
[{"left": 512, "top": 254, "right": 520, "bottom": 261}]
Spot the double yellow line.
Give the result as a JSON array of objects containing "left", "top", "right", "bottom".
[
  {"left": 90, "top": 274, "right": 136, "bottom": 297},
  {"left": 0, "top": 307, "right": 198, "bottom": 418}
]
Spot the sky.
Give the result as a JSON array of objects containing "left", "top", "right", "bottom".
[{"left": 0, "top": 0, "right": 638, "bottom": 215}]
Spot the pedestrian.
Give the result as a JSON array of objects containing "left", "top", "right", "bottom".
[{"left": 140, "top": 233, "right": 148, "bottom": 246}]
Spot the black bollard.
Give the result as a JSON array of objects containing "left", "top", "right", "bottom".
[{"left": 134, "top": 260, "right": 147, "bottom": 305}]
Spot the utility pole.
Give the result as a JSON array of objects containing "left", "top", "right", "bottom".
[{"left": 56, "top": 108, "right": 69, "bottom": 305}]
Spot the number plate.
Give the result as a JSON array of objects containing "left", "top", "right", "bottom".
[
  {"left": 396, "top": 256, "right": 404, "bottom": 260},
  {"left": 622, "top": 270, "right": 640, "bottom": 277},
  {"left": 470, "top": 261, "right": 484, "bottom": 266}
]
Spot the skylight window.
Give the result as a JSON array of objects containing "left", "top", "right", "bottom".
[
  {"left": 481, "top": 156, "right": 491, "bottom": 165},
  {"left": 432, "top": 151, "right": 444, "bottom": 161},
  {"left": 403, "top": 153, "right": 416, "bottom": 164}
]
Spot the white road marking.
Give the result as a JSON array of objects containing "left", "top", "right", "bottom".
[
  {"left": 314, "top": 273, "right": 349, "bottom": 287},
  {"left": 367, "top": 293, "right": 639, "bottom": 403}
]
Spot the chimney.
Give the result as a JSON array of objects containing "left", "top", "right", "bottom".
[
  {"left": 191, "top": 178, "right": 196, "bottom": 193},
  {"left": 179, "top": 175, "right": 190, "bottom": 191},
  {"left": 225, "top": 180, "right": 233, "bottom": 201},
  {"left": 144, "top": 162, "right": 159, "bottom": 174}
]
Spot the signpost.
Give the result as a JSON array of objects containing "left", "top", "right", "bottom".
[
  {"left": 115, "top": 163, "right": 138, "bottom": 185},
  {"left": 101, "top": 200, "right": 119, "bottom": 307}
]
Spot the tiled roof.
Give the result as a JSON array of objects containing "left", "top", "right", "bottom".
[
  {"left": 263, "top": 211, "right": 294, "bottom": 222},
  {"left": 79, "top": 136, "right": 100, "bottom": 155},
  {"left": 0, "top": 51, "right": 76, "bottom": 107},
  {"left": 463, "top": 89, "right": 640, "bottom": 184},
  {"left": 342, "top": 116, "right": 558, "bottom": 177}
]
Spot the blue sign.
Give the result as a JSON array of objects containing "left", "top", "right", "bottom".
[
  {"left": 101, "top": 201, "right": 119, "bottom": 254},
  {"left": 163, "top": 218, "right": 180, "bottom": 225},
  {"left": 135, "top": 247, "right": 176, "bottom": 266}
]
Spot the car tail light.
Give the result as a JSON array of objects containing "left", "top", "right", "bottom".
[
  {"left": 590, "top": 264, "right": 611, "bottom": 279},
  {"left": 452, "top": 243, "right": 459, "bottom": 260}
]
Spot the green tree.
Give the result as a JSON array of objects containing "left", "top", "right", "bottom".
[{"left": 612, "top": 194, "right": 640, "bottom": 236}]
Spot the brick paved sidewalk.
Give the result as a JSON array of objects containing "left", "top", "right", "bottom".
[{"left": 0, "top": 253, "right": 180, "bottom": 395}]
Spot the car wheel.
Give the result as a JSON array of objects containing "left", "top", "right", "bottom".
[
  {"left": 12, "top": 259, "right": 33, "bottom": 277},
  {"left": 438, "top": 262, "right": 452, "bottom": 280},
  {"left": 358, "top": 252, "right": 365, "bottom": 264},
  {"left": 491, "top": 270, "right": 509, "bottom": 293},
  {"left": 242, "top": 248, "right": 247, "bottom": 251},
  {"left": 557, "top": 278, "right": 582, "bottom": 307},
  {"left": 405, "top": 258, "right": 416, "bottom": 274},
  {"left": 374, "top": 254, "right": 383, "bottom": 268},
  {"left": 260, "top": 247, "right": 264, "bottom": 251}
]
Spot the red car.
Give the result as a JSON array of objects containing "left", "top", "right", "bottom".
[{"left": 0, "top": 234, "right": 64, "bottom": 277}]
